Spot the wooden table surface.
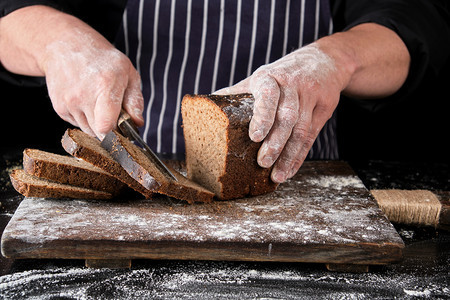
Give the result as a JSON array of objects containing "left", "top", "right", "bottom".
[
  {"left": 1, "top": 152, "right": 449, "bottom": 299},
  {"left": 1, "top": 161, "right": 403, "bottom": 271}
]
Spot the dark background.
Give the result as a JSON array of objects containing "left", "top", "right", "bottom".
[
  {"left": 337, "top": 59, "right": 450, "bottom": 165},
  {"left": 1, "top": 81, "right": 68, "bottom": 155}
]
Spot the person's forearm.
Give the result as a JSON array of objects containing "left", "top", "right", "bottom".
[
  {"left": 317, "top": 23, "right": 411, "bottom": 99},
  {"left": 0, "top": 5, "right": 145, "bottom": 138},
  {"left": 0, "top": 5, "right": 105, "bottom": 77}
]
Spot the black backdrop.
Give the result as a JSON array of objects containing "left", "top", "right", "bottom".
[{"left": 337, "top": 58, "right": 450, "bottom": 164}]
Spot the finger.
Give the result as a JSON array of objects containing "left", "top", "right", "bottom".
[
  {"left": 213, "top": 77, "right": 251, "bottom": 95},
  {"left": 51, "top": 94, "right": 96, "bottom": 136},
  {"left": 269, "top": 90, "right": 316, "bottom": 183},
  {"left": 72, "top": 109, "right": 96, "bottom": 137},
  {"left": 93, "top": 86, "right": 124, "bottom": 139},
  {"left": 272, "top": 97, "right": 335, "bottom": 182},
  {"left": 49, "top": 93, "right": 78, "bottom": 127},
  {"left": 123, "top": 70, "right": 145, "bottom": 127},
  {"left": 248, "top": 71, "right": 280, "bottom": 142},
  {"left": 53, "top": 105, "right": 77, "bottom": 128},
  {"left": 256, "top": 86, "right": 299, "bottom": 169},
  {"left": 294, "top": 98, "right": 337, "bottom": 167},
  {"left": 274, "top": 121, "right": 313, "bottom": 183}
]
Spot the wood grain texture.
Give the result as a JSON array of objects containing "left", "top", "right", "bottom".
[{"left": 1, "top": 161, "right": 404, "bottom": 266}]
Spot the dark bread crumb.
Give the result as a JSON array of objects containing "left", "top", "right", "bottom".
[
  {"left": 101, "top": 130, "right": 214, "bottom": 204},
  {"left": 182, "top": 93, "right": 278, "bottom": 200}
]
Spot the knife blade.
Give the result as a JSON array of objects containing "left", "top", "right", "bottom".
[{"left": 117, "top": 109, "right": 178, "bottom": 181}]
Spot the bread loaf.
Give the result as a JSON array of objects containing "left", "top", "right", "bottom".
[
  {"left": 23, "top": 148, "right": 126, "bottom": 195},
  {"left": 181, "top": 93, "right": 278, "bottom": 200},
  {"left": 61, "top": 128, "right": 153, "bottom": 198},
  {"left": 101, "top": 130, "right": 214, "bottom": 203},
  {"left": 10, "top": 169, "right": 113, "bottom": 200}
]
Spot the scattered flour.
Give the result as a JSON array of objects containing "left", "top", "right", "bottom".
[
  {"left": 305, "top": 175, "right": 365, "bottom": 190},
  {"left": 0, "top": 261, "right": 448, "bottom": 299},
  {"left": 403, "top": 288, "right": 432, "bottom": 297}
]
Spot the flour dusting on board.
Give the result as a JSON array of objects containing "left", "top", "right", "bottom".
[
  {"left": 2, "top": 161, "right": 403, "bottom": 263},
  {"left": 305, "top": 175, "right": 365, "bottom": 190}
]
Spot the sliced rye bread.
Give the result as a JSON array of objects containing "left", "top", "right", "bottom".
[
  {"left": 61, "top": 128, "right": 153, "bottom": 199},
  {"left": 101, "top": 130, "right": 214, "bottom": 204},
  {"left": 181, "top": 93, "right": 278, "bottom": 200},
  {"left": 23, "top": 148, "right": 126, "bottom": 195},
  {"left": 10, "top": 169, "right": 113, "bottom": 200}
]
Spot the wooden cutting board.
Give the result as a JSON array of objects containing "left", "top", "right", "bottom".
[{"left": 1, "top": 161, "right": 404, "bottom": 272}]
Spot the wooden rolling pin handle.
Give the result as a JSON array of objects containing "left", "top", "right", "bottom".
[
  {"left": 371, "top": 189, "right": 450, "bottom": 229},
  {"left": 118, "top": 109, "right": 137, "bottom": 130},
  {"left": 118, "top": 109, "right": 139, "bottom": 139}
]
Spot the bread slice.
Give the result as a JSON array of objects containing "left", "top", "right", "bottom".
[
  {"left": 181, "top": 93, "right": 278, "bottom": 200},
  {"left": 101, "top": 130, "right": 214, "bottom": 203},
  {"left": 23, "top": 148, "right": 126, "bottom": 195},
  {"left": 61, "top": 128, "right": 153, "bottom": 199},
  {"left": 10, "top": 169, "right": 113, "bottom": 200}
]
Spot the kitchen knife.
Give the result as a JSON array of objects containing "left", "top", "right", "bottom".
[{"left": 117, "top": 109, "right": 178, "bottom": 181}]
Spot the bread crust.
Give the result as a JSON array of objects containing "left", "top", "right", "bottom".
[
  {"left": 10, "top": 169, "right": 113, "bottom": 200},
  {"left": 61, "top": 129, "right": 153, "bottom": 198},
  {"left": 22, "top": 148, "right": 126, "bottom": 195}
]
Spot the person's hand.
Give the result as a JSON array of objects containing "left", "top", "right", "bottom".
[
  {"left": 43, "top": 28, "right": 144, "bottom": 139},
  {"left": 215, "top": 43, "right": 352, "bottom": 183}
]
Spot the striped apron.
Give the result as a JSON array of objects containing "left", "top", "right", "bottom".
[{"left": 115, "top": 0, "right": 337, "bottom": 159}]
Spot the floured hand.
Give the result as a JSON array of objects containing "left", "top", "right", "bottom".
[
  {"left": 43, "top": 28, "right": 144, "bottom": 139},
  {"left": 215, "top": 44, "right": 351, "bottom": 183}
]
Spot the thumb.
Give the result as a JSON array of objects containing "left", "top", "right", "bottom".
[{"left": 213, "top": 77, "right": 251, "bottom": 95}]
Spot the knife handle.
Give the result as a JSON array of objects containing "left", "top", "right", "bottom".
[{"left": 118, "top": 109, "right": 138, "bottom": 139}]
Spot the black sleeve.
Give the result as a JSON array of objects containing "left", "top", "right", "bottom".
[
  {"left": 331, "top": 0, "right": 450, "bottom": 111},
  {"left": 0, "top": 1, "right": 61, "bottom": 86},
  {"left": 0, "top": 0, "right": 126, "bottom": 42},
  {"left": 0, "top": 0, "right": 62, "bottom": 17},
  {"left": 0, "top": 0, "right": 126, "bottom": 87}
]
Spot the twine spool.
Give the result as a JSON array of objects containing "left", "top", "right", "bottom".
[{"left": 371, "top": 190, "right": 441, "bottom": 227}]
